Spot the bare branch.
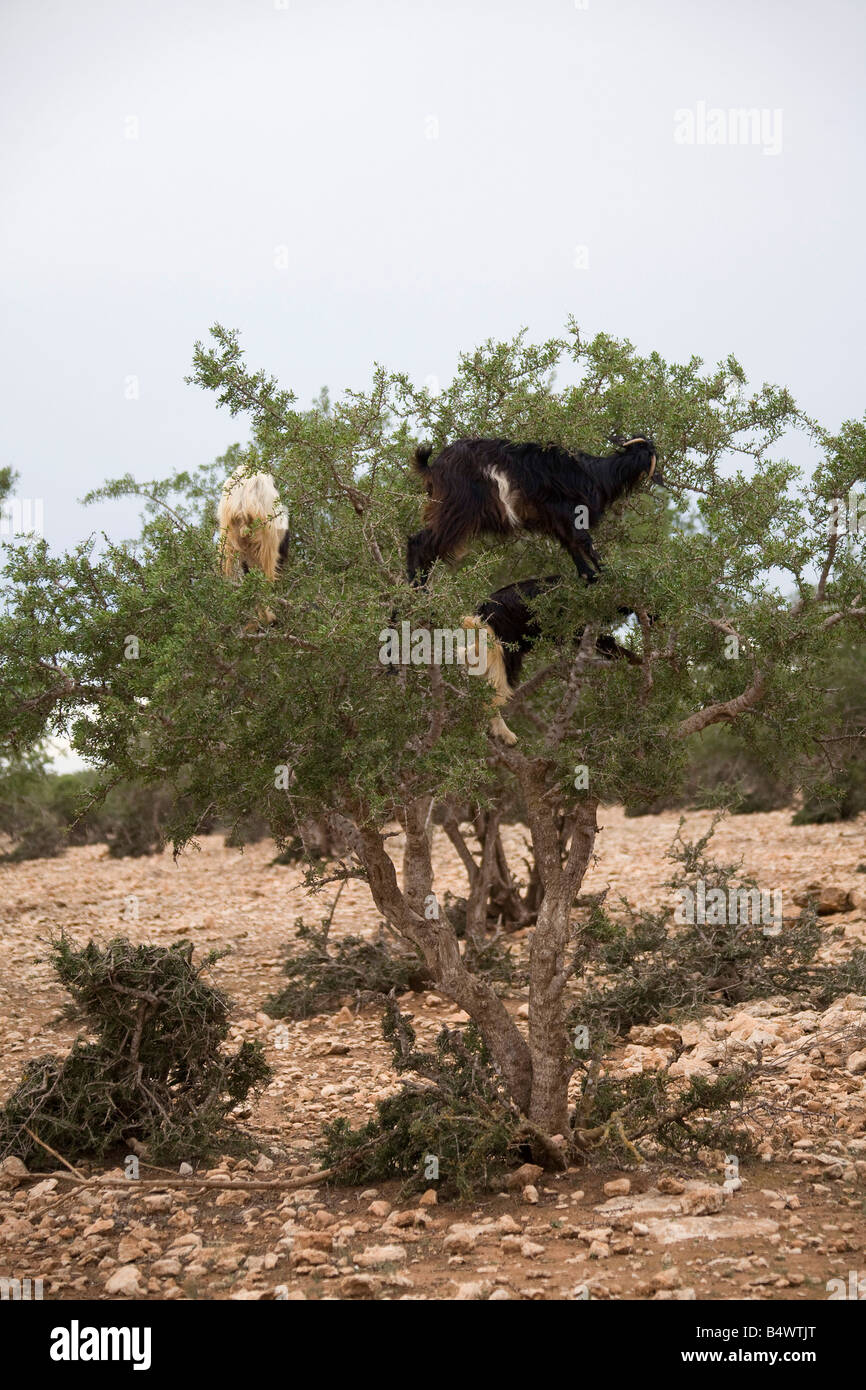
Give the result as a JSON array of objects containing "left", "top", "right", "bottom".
[{"left": 676, "top": 670, "right": 768, "bottom": 739}]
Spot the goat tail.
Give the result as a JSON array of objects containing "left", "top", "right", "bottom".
[
  {"left": 218, "top": 467, "right": 289, "bottom": 580},
  {"left": 412, "top": 443, "right": 434, "bottom": 474}
]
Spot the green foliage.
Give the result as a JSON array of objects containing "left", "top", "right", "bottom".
[
  {"left": 266, "top": 920, "right": 430, "bottom": 1019},
  {"left": 626, "top": 636, "right": 866, "bottom": 822},
  {"left": 2, "top": 323, "right": 861, "bottom": 845},
  {"left": 266, "top": 913, "right": 517, "bottom": 1018},
  {"left": 316, "top": 1006, "right": 523, "bottom": 1196},
  {"left": 317, "top": 998, "right": 762, "bottom": 1190},
  {"left": 0, "top": 937, "right": 271, "bottom": 1168},
  {"left": 625, "top": 722, "right": 793, "bottom": 816},
  {"left": 0, "top": 465, "right": 18, "bottom": 505}
]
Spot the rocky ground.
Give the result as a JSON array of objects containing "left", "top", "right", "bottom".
[{"left": 1, "top": 807, "right": 865, "bottom": 1301}]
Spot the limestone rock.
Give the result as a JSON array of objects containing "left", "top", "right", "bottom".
[{"left": 104, "top": 1264, "right": 143, "bottom": 1296}]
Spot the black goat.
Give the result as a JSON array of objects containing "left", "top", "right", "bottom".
[
  {"left": 460, "top": 576, "right": 641, "bottom": 744},
  {"left": 407, "top": 436, "right": 661, "bottom": 586}
]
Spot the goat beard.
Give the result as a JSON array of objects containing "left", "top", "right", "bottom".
[{"left": 220, "top": 520, "right": 283, "bottom": 581}]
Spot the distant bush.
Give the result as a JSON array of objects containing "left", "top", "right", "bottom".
[
  {"left": 626, "top": 638, "right": 866, "bottom": 823},
  {"left": 0, "top": 758, "right": 76, "bottom": 860},
  {"left": 0, "top": 760, "right": 245, "bottom": 859},
  {"left": 624, "top": 723, "right": 792, "bottom": 817}
]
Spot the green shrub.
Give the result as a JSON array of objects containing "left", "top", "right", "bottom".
[
  {"left": 317, "top": 1005, "right": 523, "bottom": 1196},
  {"left": 568, "top": 820, "right": 844, "bottom": 1040},
  {"left": 573, "top": 1064, "right": 758, "bottom": 1161},
  {"left": 266, "top": 920, "right": 431, "bottom": 1019}
]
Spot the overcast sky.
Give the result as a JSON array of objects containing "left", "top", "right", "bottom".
[{"left": 2, "top": 0, "right": 864, "bottom": 554}]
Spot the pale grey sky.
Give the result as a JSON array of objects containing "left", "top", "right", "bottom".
[{"left": 2, "top": 0, "right": 864, "bottom": 552}]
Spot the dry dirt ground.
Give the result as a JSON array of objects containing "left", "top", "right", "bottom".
[{"left": 1, "top": 807, "right": 865, "bottom": 1302}]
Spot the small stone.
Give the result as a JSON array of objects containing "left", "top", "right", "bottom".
[
  {"left": 293, "top": 1231, "right": 334, "bottom": 1254},
  {"left": 142, "top": 1194, "right": 172, "bottom": 1212},
  {"left": 355, "top": 1244, "right": 407, "bottom": 1268},
  {"left": 340, "top": 1273, "right": 382, "bottom": 1296},
  {"left": 680, "top": 1185, "right": 726, "bottom": 1216},
  {"left": 290, "top": 1247, "right": 331, "bottom": 1269},
  {"left": 793, "top": 884, "right": 851, "bottom": 914},
  {"left": 84, "top": 1218, "right": 115, "bottom": 1237},
  {"left": 454, "top": 1280, "right": 493, "bottom": 1300},
  {"left": 522, "top": 1185, "right": 540, "bottom": 1205},
  {"left": 418, "top": 1189, "right": 438, "bottom": 1207},
  {"left": 444, "top": 1224, "right": 481, "bottom": 1253},
  {"left": 27, "top": 1178, "right": 58, "bottom": 1200},
  {"left": 0, "top": 1157, "right": 29, "bottom": 1189},
  {"left": 215, "top": 1190, "right": 246, "bottom": 1207},
  {"left": 520, "top": 1240, "right": 545, "bottom": 1259},
  {"left": 388, "top": 1209, "right": 428, "bottom": 1229},
  {"left": 603, "top": 1178, "right": 631, "bottom": 1197},
  {"left": 495, "top": 1214, "right": 521, "bottom": 1234},
  {"left": 104, "top": 1264, "right": 143, "bottom": 1296},
  {"left": 117, "top": 1237, "right": 148, "bottom": 1263},
  {"left": 846, "top": 1050, "right": 866, "bottom": 1075}
]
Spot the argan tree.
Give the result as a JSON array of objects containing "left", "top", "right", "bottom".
[{"left": 1, "top": 322, "right": 863, "bottom": 1144}]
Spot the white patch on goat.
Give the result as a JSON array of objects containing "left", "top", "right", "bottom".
[{"left": 487, "top": 467, "right": 521, "bottom": 528}]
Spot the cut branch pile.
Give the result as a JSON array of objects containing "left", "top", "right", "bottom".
[{"left": 0, "top": 936, "right": 272, "bottom": 1169}]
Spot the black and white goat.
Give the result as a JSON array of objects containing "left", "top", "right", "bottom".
[
  {"left": 460, "top": 576, "right": 641, "bottom": 744},
  {"left": 217, "top": 467, "right": 290, "bottom": 581},
  {"left": 407, "top": 436, "right": 661, "bottom": 587}
]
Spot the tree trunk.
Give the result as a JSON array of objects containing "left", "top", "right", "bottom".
[
  {"left": 357, "top": 814, "right": 533, "bottom": 1112},
  {"left": 525, "top": 792, "right": 600, "bottom": 1135},
  {"left": 348, "top": 785, "right": 599, "bottom": 1149}
]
